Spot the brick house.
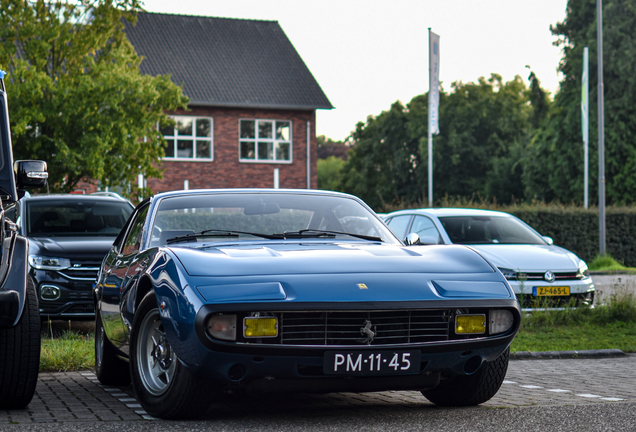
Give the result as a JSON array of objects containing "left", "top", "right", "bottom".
[{"left": 98, "top": 12, "right": 332, "bottom": 193}]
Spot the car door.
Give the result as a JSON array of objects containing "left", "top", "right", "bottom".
[{"left": 100, "top": 203, "right": 149, "bottom": 348}]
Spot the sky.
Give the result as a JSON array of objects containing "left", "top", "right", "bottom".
[{"left": 141, "top": 0, "right": 570, "bottom": 142}]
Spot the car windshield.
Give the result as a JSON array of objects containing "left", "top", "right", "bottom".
[
  {"left": 438, "top": 215, "right": 546, "bottom": 245},
  {"left": 26, "top": 199, "right": 133, "bottom": 237},
  {"left": 150, "top": 192, "right": 398, "bottom": 246}
]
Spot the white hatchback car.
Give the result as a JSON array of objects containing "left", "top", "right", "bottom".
[{"left": 384, "top": 208, "right": 595, "bottom": 310}]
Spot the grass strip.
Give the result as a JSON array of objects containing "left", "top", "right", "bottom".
[{"left": 40, "top": 331, "right": 94, "bottom": 372}]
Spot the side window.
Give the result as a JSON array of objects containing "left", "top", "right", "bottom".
[
  {"left": 121, "top": 205, "right": 149, "bottom": 256},
  {"left": 386, "top": 215, "right": 412, "bottom": 240},
  {"left": 410, "top": 216, "right": 442, "bottom": 244}
]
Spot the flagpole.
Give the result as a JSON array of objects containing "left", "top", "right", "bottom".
[
  {"left": 583, "top": 47, "right": 589, "bottom": 209},
  {"left": 597, "top": 0, "right": 606, "bottom": 255},
  {"left": 428, "top": 28, "right": 433, "bottom": 207}
]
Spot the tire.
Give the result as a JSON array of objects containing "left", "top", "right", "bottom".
[
  {"left": 0, "top": 277, "right": 41, "bottom": 409},
  {"left": 130, "top": 292, "right": 217, "bottom": 419},
  {"left": 422, "top": 348, "right": 510, "bottom": 407},
  {"left": 95, "top": 308, "right": 131, "bottom": 386}
]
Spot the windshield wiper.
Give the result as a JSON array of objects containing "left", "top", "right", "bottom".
[
  {"left": 278, "top": 229, "right": 382, "bottom": 242},
  {"left": 166, "top": 229, "right": 281, "bottom": 244}
]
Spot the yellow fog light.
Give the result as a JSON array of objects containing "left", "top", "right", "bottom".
[
  {"left": 244, "top": 317, "right": 278, "bottom": 338},
  {"left": 455, "top": 314, "right": 486, "bottom": 334}
]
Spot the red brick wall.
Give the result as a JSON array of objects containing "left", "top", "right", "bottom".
[{"left": 147, "top": 107, "right": 318, "bottom": 193}]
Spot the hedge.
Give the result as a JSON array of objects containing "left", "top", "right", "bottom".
[{"left": 508, "top": 206, "right": 636, "bottom": 267}]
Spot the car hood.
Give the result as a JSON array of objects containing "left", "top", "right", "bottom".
[
  {"left": 29, "top": 236, "right": 115, "bottom": 260},
  {"left": 166, "top": 243, "right": 516, "bottom": 303},
  {"left": 467, "top": 244, "right": 581, "bottom": 272},
  {"left": 171, "top": 242, "right": 495, "bottom": 277}
]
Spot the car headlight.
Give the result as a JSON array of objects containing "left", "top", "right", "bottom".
[
  {"left": 489, "top": 310, "right": 514, "bottom": 334},
  {"left": 498, "top": 267, "right": 518, "bottom": 280},
  {"left": 206, "top": 314, "right": 237, "bottom": 341},
  {"left": 28, "top": 255, "right": 71, "bottom": 270},
  {"left": 577, "top": 261, "right": 590, "bottom": 279}
]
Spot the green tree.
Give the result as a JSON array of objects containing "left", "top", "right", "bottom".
[
  {"left": 339, "top": 101, "right": 424, "bottom": 210},
  {"left": 339, "top": 74, "right": 544, "bottom": 209},
  {"left": 0, "top": 0, "right": 188, "bottom": 196},
  {"left": 317, "top": 156, "right": 345, "bottom": 191},
  {"left": 524, "top": 0, "right": 636, "bottom": 204}
]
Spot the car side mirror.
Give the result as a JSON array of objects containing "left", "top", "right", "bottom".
[
  {"left": 542, "top": 236, "right": 554, "bottom": 245},
  {"left": 14, "top": 160, "right": 48, "bottom": 195},
  {"left": 404, "top": 233, "right": 421, "bottom": 245}
]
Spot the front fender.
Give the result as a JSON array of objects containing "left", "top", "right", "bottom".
[
  {"left": 146, "top": 252, "right": 206, "bottom": 370},
  {"left": 0, "top": 234, "right": 29, "bottom": 328}
]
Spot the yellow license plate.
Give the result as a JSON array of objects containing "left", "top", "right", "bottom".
[{"left": 533, "top": 286, "right": 570, "bottom": 296}]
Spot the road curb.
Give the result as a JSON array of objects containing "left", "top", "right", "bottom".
[{"left": 511, "top": 348, "right": 627, "bottom": 360}]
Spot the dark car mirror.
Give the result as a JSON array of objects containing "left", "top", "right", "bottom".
[
  {"left": 404, "top": 233, "right": 421, "bottom": 245},
  {"left": 14, "top": 160, "right": 48, "bottom": 191},
  {"left": 244, "top": 202, "right": 280, "bottom": 216}
]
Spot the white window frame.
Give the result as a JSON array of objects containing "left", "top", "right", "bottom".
[
  {"left": 239, "top": 119, "right": 293, "bottom": 164},
  {"left": 161, "top": 115, "right": 214, "bottom": 161}
]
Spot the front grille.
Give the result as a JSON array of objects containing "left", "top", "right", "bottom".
[
  {"left": 59, "top": 260, "right": 101, "bottom": 281},
  {"left": 518, "top": 272, "right": 580, "bottom": 281},
  {"left": 254, "top": 310, "right": 451, "bottom": 346}
]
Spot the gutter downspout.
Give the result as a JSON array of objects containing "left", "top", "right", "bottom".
[{"left": 306, "top": 120, "right": 311, "bottom": 189}]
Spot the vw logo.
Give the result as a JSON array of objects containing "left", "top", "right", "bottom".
[
  {"left": 544, "top": 271, "right": 556, "bottom": 283},
  {"left": 360, "top": 320, "right": 376, "bottom": 345}
]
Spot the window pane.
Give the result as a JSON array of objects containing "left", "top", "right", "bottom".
[
  {"left": 258, "top": 121, "right": 273, "bottom": 139},
  {"left": 241, "top": 141, "right": 255, "bottom": 159},
  {"left": 177, "top": 140, "right": 193, "bottom": 158},
  {"left": 411, "top": 216, "right": 441, "bottom": 244},
  {"left": 163, "top": 139, "right": 175, "bottom": 157},
  {"left": 258, "top": 142, "right": 273, "bottom": 160},
  {"left": 276, "top": 121, "right": 290, "bottom": 140},
  {"left": 160, "top": 124, "right": 174, "bottom": 136},
  {"left": 386, "top": 215, "right": 412, "bottom": 240},
  {"left": 196, "top": 119, "right": 211, "bottom": 137},
  {"left": 177, "top": 118, "right": 193, "bottom": 136},
  {"left": 196, "top": 141, "right": 211, "bottom": 158},
  {"left": 275, "top": 142, "right": 290, "bottom": 161},
  {"left": 240, "top": 120, "right": 255, "bottom": 139}
]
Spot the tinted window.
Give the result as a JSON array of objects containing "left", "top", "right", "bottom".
[
  {"left": 26, "top": 199, "right": 133, "bottom": 237},
  {"left": 439, "top": 216, "right": 545, "bottom": 245},
  {"left": 122, "top": 205, "right": 149, "bottom": 255}
]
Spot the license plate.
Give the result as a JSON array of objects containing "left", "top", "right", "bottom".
[
  {"left": 533, "top": 286, "right": 570, "bottom": 296},
  {"left": 323, "top": 350, "right": 420, "bottom": 375}
]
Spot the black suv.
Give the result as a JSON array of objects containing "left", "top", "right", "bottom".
[
  {"left": 7, "top": 193, "right": 134, "bottom": 319},
  {"left": 0, "top": 72, "right": 48, "bottom": 409}
]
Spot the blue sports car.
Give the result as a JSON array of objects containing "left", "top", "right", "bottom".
[{"left": 93, "top": 189, "right": 521, "bottom": 419}]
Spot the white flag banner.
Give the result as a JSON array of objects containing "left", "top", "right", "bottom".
[{"left": 429, "top": 31, "right": 440, "bottom": 135}]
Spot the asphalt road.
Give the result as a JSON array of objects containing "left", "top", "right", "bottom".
[{"left": 2, "top": 354, "right": 636, "bottom": 431}]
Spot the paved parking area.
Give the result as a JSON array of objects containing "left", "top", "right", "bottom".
[{"left": 2, "top": 354, "right": 635, "bottom": 424}]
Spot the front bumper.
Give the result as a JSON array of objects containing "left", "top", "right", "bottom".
[
  {"left": 171, "top": 300, "right": 521, "bottom": 393},
  {"left": 508, "top": 278, "right": 595, "bottom": 310},
  {"left": 31, "top": 269, "right": 95, "bottom": 319},
  {"left": 187, "top": 341, "right": 511, "bottom": 394}
]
